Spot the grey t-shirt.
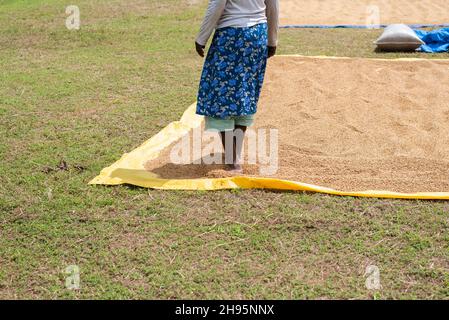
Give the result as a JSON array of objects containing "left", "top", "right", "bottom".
[{"left": 196, "top": 0, "right": 279, "bottom": 47}]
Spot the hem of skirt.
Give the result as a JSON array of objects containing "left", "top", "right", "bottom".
[{"left": 196, "top": 113, "right": 257, "bottom": 119}]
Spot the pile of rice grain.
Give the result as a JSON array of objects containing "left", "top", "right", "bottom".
[
  {"left": 145, "top": 56, "right": 449, "bottom": 193},
  {"left": 280, "top": 0, "right": 449, "bottom": 26}
]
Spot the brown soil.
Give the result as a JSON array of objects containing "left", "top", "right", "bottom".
[
  {"left": 145, "top": 56, "right": 449, "bottom": 193},
  {"left": 280, "top": 0, "right": 449, "bottom": 26}
]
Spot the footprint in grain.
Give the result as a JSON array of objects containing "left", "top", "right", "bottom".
[
  {"left": 346, "top": 125, "right": 364, "bottom": 134},
  {"left": 299, "top": 112, "right": 318, "bottom": 120}
]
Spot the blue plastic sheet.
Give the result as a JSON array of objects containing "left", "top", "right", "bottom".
[{"left": 414, "top": 28, "right": 449, "bottom": 53}]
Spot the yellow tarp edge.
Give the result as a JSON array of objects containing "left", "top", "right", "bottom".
[{"left": 89, "top": 55, "right": 449, "bottom": 200}]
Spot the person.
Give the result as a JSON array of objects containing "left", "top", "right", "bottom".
[{"left": 195, "top": 0, "right": 279, "bottom": 173}]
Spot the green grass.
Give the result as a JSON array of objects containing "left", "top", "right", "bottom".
[{"left": 0, "top": 0, "right": 448, "bottom": 299}]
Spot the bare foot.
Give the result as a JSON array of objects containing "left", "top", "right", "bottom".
[{"left": 229, "top": 163, "right": 243, "bottom": 174}]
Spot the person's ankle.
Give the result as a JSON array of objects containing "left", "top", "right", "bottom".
[{"left": 230, "top": 161, "right": 243, "bottom": 172}]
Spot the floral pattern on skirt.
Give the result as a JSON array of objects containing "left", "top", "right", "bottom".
[{"left": 196, "top": 23, "right": 268, "bottom": 119}]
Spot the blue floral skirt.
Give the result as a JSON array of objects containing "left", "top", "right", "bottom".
[{"left": 196, "top": 23, "right": 268, "bottom": 119}]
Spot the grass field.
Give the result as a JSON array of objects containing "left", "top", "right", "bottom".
[{"left": 0, "top": 0, "right": 448, "bottom": 299}]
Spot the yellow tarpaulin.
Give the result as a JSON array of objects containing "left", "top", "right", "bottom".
[{"left": 89, "top": 56, "right": 449, "bottom": 200}]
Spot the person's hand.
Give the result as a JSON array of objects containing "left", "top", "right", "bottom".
[
  {"left": 268, "top": 46, "right": 277, "bottom": 58},
  {"left": 195, "top": 42, "right": 205, "bottom": 57}
]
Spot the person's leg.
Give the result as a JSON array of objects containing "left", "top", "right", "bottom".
[
  {"left": 232, "top": 125, "right": 247, "bottom": 172},
  {"left": 205, "top": 117, "right": 234, "bottom": 167},
  {"left": 231, "top": 115, "right": 253, "bottom": 172},
  {"left": 219, "top": 131, "right": 234, "bottom": 166},
  {"left": 205, "top": 116, "right": 252, "bottom": 172}
]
